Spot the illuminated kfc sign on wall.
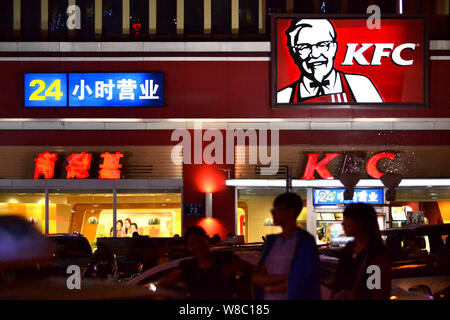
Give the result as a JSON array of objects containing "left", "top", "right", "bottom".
[{"left": 272, "top": 16, "right": 427, "bottom": 106}]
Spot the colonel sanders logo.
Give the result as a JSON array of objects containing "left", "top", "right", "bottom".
[{"left": 277, "top": 19, "right": 383, "bottom": 104}]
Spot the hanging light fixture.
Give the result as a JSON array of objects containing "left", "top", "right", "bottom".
[{"left": 339, "top": 173, "right": 361, "bottom": 200}]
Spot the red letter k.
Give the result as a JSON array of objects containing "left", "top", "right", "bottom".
[{"left": 302, "top": 153, "right": 339, "bottom": 180}]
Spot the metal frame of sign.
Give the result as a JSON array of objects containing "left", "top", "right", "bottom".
[
  {"left": 270, "top": 14, "right": 429, "bottom": 109},
  {"left": 24, "top": 71, "right": 165, "bottom": 108}
]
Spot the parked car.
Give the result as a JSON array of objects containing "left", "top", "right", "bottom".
[
  {"left": 383, "top": 224, "right": 450, "bottom": 296},
  {"left": 320, "top": 224, "right": 450, "bottom": 297},
  {"left": 126, "top": 244, "right": 262, "bottom": 299},
  {"left": 319, "top": 255, "right": 432, "bottom": 300},
  {"left": 0, "top": 217, "right": 164, "bottom": 300},
  {"left": 128, "top": 242, "right": 427, "bottom": 300},
  {"left": 44, "top": 232, "right": 93, "bottom": 276}
]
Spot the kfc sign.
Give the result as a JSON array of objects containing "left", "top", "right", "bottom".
[
  {"left": 301, "top": 152, "right": 396, "bottom": 180},
  {"left": 272, "top": 16, "right": 427, "bottom": 106},
  {"left": 342, "top": 43, "right": 417, "bottom": 66}
]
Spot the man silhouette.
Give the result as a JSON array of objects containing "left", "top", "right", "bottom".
[
  {"left": 277, "top": 19, "right": 383, "bottom": 104},
  {"left": 252, "top": 193, "right": 321, "bottom": 300}
]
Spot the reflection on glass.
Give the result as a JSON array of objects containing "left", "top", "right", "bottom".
[
  {"left": 49, "top": 0, "right": 68, "bottom": 39},
  {"left": 130, "top": 0, "right": 149, "bottom": 37},
  {"left": 319, "top": 0, "right": 341, "bottom": 13},
  {"left": 239, "top": 0, "right": 258, "bottom": 35}
]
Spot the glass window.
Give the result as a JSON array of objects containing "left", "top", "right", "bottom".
[
  {"left": 212, "top": 0, "right": 231, "bottom": 35},
  {"left": 375, "top": 0, "right": 396, "bottom": 13},
  {"left": 116, "top": 192, "right": 182, "bottom": 238},
  {"left": 426, "top": 0, "right": 450, "bottom": 40},
  {"left": 293, "top": 0, "right": 314, "bottom": 13},
  {"left": 47, "top": 235, "right": 92, "bottom": 258},
  {"left": 76, "top": 0, "right": 95, "bottom": 40},
  {"left": 130, "top": 0, "right": 149, "bottom": 37},
  {"left": 185, "top": 0, "right": 204, "bottom": 35},
  {"left": 49, "top": 192, "right": 113, "bottom": 248},
  {"left": 403, "top": 235, "right": 430, "bottom": 257},
  {"left": 348, "top": 0, "right": 368, "bottom": 13},
  {"left": 0, "top": 0, "right": 13, "bottom": 40},
  {"left": 0, "top": 193, "right": 46, "bottom": 234},
  {"left": 102, "top": 0, "right": 122, "bottom": 38},
  {"left": 48, "top": 0, "right": 68, "bottom": 40},
  {"left": 319, "top": 0, "right": 341, "bottom": 13},
  {"left": 157, "top": 0, "right": 177, "bottom": 36},
  {"left": 403, "top": 0, "right": 423, "bottom": 14},
  {"left": 21, "top": 0, "right": 41, "bottom": 39},
  {"left": 238, "top": 189, "right": 307, "bottom": 243},
  {"left": 266, "top": 0, "right": 286, "bottom": 35},
  {"left": 239, "top": 0, "right": 258, "bottom": 35}
]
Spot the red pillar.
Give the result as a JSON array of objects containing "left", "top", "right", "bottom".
[{"left": 182, "top": 164, "right": 235, "bottom": 240}]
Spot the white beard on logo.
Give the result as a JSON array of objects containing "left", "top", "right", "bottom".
[{"left": 302, "top": 60, "right": 333, "bottom": 83}]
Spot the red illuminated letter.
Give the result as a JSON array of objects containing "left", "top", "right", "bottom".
[
  {"left": 34, "top": 152, "right": 57, "bottom": 179},
  {"left": 302, "top": 153, "right": 339, "bottom": 180},
  {"left": 66, "top": 152, "right": 92, "bottom": 179},
  {"left": 99, "top": 152, "right": 124, "bottom": 179},
  {"left": 366, "top": 152, "right": 396, "bottom": 179}
]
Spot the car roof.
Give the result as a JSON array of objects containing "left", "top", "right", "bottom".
[
  {"left": 210, "top": 243, "right": 262, "bottom": 251},
  {"left": 128, "top": 245, "right": 263, "bottom": 287},
  {"left": 46, "top": 233, "right": 87, "bottom": 239},
  {"left": 127, "top": 256, "right": 192, "bottom": 287},
  {"left": 382, "top": 223, "right": 450, "bottom": 234}
]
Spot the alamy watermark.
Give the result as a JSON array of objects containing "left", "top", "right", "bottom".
[
  {"left": 170, "top": 122, "right": 280, "bottom": 175},
  {"left": 66, "top": 5, "right": 81, "bottom": 30},
  {"left": 366, "top": 5, "right": 382, "bottom": 30},
  {"left": 366, "top": 264, "right": 381, "bottom": 290},
  {"left": 66, "top": 265, "right": 81, "bottom": 290}
]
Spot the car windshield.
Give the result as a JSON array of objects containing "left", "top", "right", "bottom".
[
  {"left": 48, "top": 237, "right": 92, "bottom": 258},
  {"left": 137, "top": 266, "right": 177, "bottom": 286},
  {"left": 384, "top": 227, "right": 450, "bottom": 260}
]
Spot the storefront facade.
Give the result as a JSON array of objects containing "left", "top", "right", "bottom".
[
  {"left": 231, "top": 145, "right": 450, "bottom": 243},
  {"left": 1, "top": 2, "right": 449, "bottom": 245}
]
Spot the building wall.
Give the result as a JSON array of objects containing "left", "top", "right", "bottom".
[{"left": 0, "top": 58, "right": 449, "bottom": 119}]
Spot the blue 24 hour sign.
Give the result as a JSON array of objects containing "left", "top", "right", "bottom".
[
  {"left": 314, "top": 188, "right": 384, "bottom": 206},
  {"left": 24, "top": 72, "right": 164, "bottom": 107}
]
